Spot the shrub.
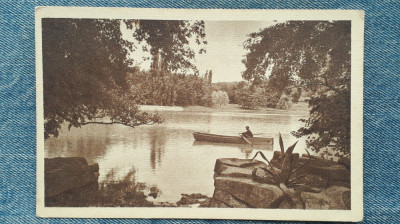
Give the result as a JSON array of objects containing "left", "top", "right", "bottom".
[
  {"left": 277, "top": 94, "right": 293, "bottom": 110},
  {"left": 211, "top": 90, "right": 229, "bottom": 107}
]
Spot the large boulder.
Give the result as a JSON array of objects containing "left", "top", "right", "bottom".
[
  {"left": 302, "top": 174, "right": 328, "bottom": 189},
  {"left": 209, "top": 198, "right": 231, "bottom": 208},
  {"left": 212, "top": 189, "right": 250, "bottom": 208},
  {"left": 288, "top": 155, "right": 350, "bottom": 188},
  {"left": 301, "top": 186, "right": 351, "bottom": 210},
  {"left": 212, "top": 176, "right": 284, "bottom": 208},
  {"left": 211, "top": 157, "right": 351, "bottom": 209},
  {"left": 45, "top": 157, "right": 99, "bottom": 198},
  {"left": 214, "top": 158, "right": 270, "bottom": 179},
  {"left": 215, "top": 158, "right": 265, "bottom": 168},
  {"left": 211, "top": 158, "right": 285, "bottom": 208},
  {"left": 300, "top": 159, "right": 350, "bottom": 188}
]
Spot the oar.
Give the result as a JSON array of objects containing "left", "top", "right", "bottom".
[
  {"left": 253, "top": 133, "right": 264, "bottom": 136},
  {"left": 240, "top": 135, "right": 253, "bottom": 146}
]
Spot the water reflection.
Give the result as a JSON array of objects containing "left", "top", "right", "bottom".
[
  {"left": 192, "top": 140, "right": 273, "bottom": 159},
  {"left": 149, "top": 127, "right": 166, "bottom": 170},
  {"left": 45, "top": 107, "right": 308, "bottom": 203},
  {"left": 45, "top": 125, "right": 112, "bottom": 165}
]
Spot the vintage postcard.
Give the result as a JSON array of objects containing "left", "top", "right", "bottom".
[{"left": 36, "top": 7, "right": 364, "bottom": 221}]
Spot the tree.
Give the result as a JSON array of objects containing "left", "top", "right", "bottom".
[
  {"left": 125, "top": 20, "right": 207, "bottom": 74},
  {"left": 208, "top": 70, "right": 213, "bottom": 85},
  {"left": 211, "top": 91, "right": 229, "bottom": 107},
  {"left": 42, "top": 18, "right": 206, "bottom": 139},
  {"left": 242, "top": 21, "right": 351, "bottom": 156}
]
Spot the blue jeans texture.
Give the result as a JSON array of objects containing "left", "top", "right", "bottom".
[{"left": 0, "top": 0, "right": 398, "bottom": 223}]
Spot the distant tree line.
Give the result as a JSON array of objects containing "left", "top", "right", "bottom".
[
  {"left": 128, "top": 66, "right": 302, "bottom": 109},
  {"left": 212, "top": 81, "right": 302, "bottom": 109},
  {"left": 127, "top": 67, "right": 213, "bottom": 107}
]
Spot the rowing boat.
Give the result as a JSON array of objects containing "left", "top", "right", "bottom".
[{"left": 193, "top": 132, "right": 274, "bottom": 146}]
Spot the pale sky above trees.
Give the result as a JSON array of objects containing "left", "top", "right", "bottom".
[
  {"left": 123, "top": 20, "right": 278, "bottom": 83},
  {"left": 196, "top": 21, "right": 277, "bottom": 82}
]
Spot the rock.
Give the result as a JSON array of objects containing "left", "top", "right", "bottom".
[
  {"left": 45, "top": 157, "right": 99, "bottom": 198},
  {"left": 328, "top": 180, "right": 350, "bottom": 188},
  {"left": 176, "top": 194, "right": 197, "bottom": 206},
  {"left": 88, "top": 163, "right": 99, "bottom": 173},
  {"left": 212, "top": 190, "right": 250, "bottom": 208},
  {"left": 217, "top": 165, "right": 255, "bottom": 179},
  {"left": 294, "top": 157, "right": 350, "bottom": 188},
  {"left": 45, "top": 157, "right": 89, "bottom": 179},
  {"left": 211, "top": 157, "right": 351, "bottom": 209},
  {"left": 176, "top": 193, "right": 211, "bottom": 207},
  {"left": 279, "top": 195, "right": 304, "bottom": 209},
  {"left": 301, "top": 154, "right": 322, "bottom": 160},
  {"left": 188, "top": 193, "right": 209, "bottom": 199},
  {"left": 153, "top": 201, "right": 177, "bottom": 207},
  {"left": 320, "top": 165, "right": 350, "bottom": 181},
  {"left": 277, "top": 184, "right": 304, "bottom": 209},
  {"left": 209, "top": 198, "right": 231, "bottom": 208},
  {"left": 213, "top": 176, "right": 284, "bottom": 208},
  {"left": 298, "top": 156, "right": 338, "bottom": 167},
  {"left": 148, "top": 186, "right": 160, "bottom": 199},
  {"left": 297, "top": 174, "right": 328, "bottom": 189},
  {"left": 212, "top": 158, "right": 285, "bottom": 208},
  {"left": 270, "top": 152, "right": 349, "bottom": 189},
  {"left": 216, "top": 158, "right": 265, "bottom": 168},
  {"left": 215, "top": 158, "right": 270, "bottom": 179},
  {"left": 301, "top": 186, "right": 351, "bottom": 210}
]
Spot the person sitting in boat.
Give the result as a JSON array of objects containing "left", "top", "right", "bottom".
[{"left": 241, "top": 126, "right": 253, "bottom": 138}]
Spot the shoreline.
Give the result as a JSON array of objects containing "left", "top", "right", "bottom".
[{"left": 140, "top": 101, "right": 309, "bottom": 115}]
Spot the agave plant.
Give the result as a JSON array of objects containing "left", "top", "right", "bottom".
[{"left": 252, "top": 133, "right": 311, "bottom": 189}]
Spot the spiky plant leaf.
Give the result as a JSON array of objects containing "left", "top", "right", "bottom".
[
  {"left": 287, "top": 174, "right": 307, "bottom": 185},
  {"left": 259, "top": 167, "right": 280, "bottom": 185},
  {"left": 286, "top": 141, "right": 298, "bottom": 154},
  {"left": 291, "top": 149, "right": 311, "bottom": 175},
  {"left": 252, "top": 151, "right": 281, "bottom": 183},
  {"left": 279, "top": 132, "right": 284, "bottom": 153},
  {"left": 280, "top": 154, "right": 295, "bottom": 184}
]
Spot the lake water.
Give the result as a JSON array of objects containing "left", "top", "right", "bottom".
[{"left": 45, "top": 103, "right": 310, "bottom": 204}]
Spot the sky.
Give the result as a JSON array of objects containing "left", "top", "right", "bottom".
[
  {"left": 122, "top": 20, "right": 278, "bottom": 83},
  {"left": 196, "top": 21, "right": 276, "bottom": 83}
]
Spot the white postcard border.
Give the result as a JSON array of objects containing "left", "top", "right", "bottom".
[{"left": 36, "top": 7, "right": 364, "bottom": 221}]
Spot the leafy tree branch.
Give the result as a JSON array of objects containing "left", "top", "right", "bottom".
[
  {"left": 242, "top": 21, "right": 351, "bottom": 156},
  {"left": 42, "top": 18, "right": 206, "bottom": 139}
]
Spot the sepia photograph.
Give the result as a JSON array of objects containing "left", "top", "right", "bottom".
[{"left": 36, "top": 7, "right": 364, "bottom": 221}]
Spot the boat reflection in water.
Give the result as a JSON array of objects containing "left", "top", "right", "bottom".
[{"left": 192, "top": 140, "right": 273, "bottom": 159}]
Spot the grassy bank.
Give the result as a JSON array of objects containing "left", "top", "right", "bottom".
[
  {"left": 184, "top": 101, "right": 309, "bottom": 115},
  {"left": 139, "top": 101, "right": 309, "bottom": 115}
]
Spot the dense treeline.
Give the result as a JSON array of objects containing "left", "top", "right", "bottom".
[
  {"left": 128, "top": 68, "right": 213, "bottom": 107},
  {"left": 212, "top": 81, "right": 302, "bottom": 109},
  {"left": 128, "top": 68, "right": 302, "bottom": 109}
]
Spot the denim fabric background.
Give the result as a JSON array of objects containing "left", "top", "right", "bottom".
[{"left": 0, "top": 0, "right": 398, "bottom": 223}]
